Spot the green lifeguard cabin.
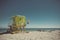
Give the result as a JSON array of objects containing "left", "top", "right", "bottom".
[{"left": 8, "top": 15, "right": 28, "bottom": 33}]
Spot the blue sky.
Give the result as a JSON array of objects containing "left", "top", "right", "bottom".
[{"left": 0, "top": 0, "right": 60, "bottom": 28}]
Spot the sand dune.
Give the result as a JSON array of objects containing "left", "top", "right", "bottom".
[{"left": 0, "top": 30, "right": 60, "bottom": 40}]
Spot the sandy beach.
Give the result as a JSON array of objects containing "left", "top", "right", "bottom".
[{"left": 0, "top": 30, "right": 60, "bottom": 40}]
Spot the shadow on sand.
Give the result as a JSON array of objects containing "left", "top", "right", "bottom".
[
  {"left": 0, "top": 31, "right": 29, "bottom": 35},
  {"left": 0, "top": 31, "right": 11, "bottom": 35}
]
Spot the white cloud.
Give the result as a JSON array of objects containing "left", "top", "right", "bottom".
[
  {"left": 26, "top": 24, "right": 60, "bottom": 28},
  {"left": 0, "top": 23, "right": 60, "bottom": 28}
]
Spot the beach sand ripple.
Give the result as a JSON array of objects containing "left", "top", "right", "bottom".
[{"left": 0, "top": 30, "right": 60, "bottom": 40}]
